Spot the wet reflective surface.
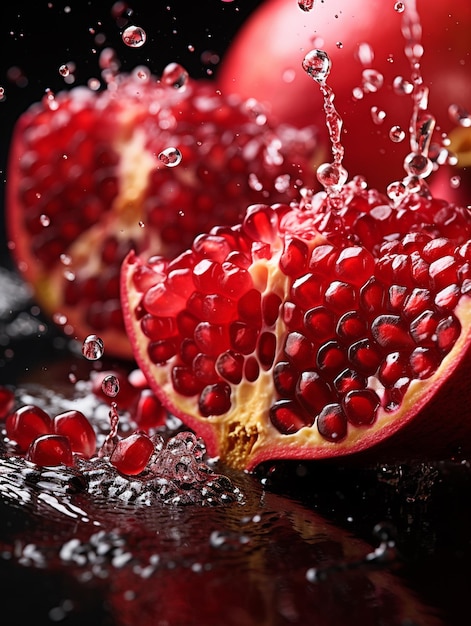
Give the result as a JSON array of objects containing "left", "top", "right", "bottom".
[{"left": 1, "top": 266, "right": 470, "bottom": 626}]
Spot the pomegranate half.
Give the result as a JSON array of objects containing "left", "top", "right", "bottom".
[{"left": 122, "top": 180, "right": 471, "bottom": 470}]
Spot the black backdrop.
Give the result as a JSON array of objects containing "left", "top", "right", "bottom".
[{"left": 0, "top": 0, "right": 264, "bottom": 266}]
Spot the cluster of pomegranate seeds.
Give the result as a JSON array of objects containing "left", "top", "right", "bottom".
[
  {"left": 125, "top": 176, "right": 471, "bottom": 451},
  {"left": 3, "top": 404, "right": 96, "bottom": 465}
]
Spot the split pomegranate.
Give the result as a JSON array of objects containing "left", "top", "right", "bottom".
[
  {"left": 6, "top": 62, "right": 319, "bottom": 359},
  {"left": 122, "top": 177, "right": 471, "bottom": 470}
]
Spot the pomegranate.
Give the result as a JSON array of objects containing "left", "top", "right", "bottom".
[
  {"left": 121, "top": 171, "right": 471, "bottom": 470},
  {"left": 218, "top": 0, "right": 471, "bottom": 191},
  {"left": 6, "top": 62, "right": 319, "bottom": 359}
]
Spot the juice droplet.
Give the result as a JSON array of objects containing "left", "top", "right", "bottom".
[
  {"left": 303, "top": 49, "right": 347, "bottom": 194},
  {"left": 102, "top": 374, "right": 120, "bottom": 397},
  {"left": 298, "top": 0, "right": 314, "bottom": 11},
  {"left": 394, "top": 1, "right": 405, "bottom": 13},
  {"left": 158, "top": 147, "right": 182, "bottom": 167},
  {"left": 161, "top": 62, "right": 189, "bottom": 89},
  {"left": 121, "top": 25, "right": 146, "bottom": 48},
  {"left": 389, "top": 125, "right": 406, "bottom": 142},
  {"left": 82, "top": 334, "right": 104, "bottom": 360},
  {"left": 448, "top": 103, "right": 471, "bottom": 128}
]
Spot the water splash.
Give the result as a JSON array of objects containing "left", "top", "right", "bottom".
[{"left": 302, "top": 49, "right": 348, "bottom": 195}]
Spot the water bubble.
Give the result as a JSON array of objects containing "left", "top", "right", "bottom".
[
  {"left": 370, "top": 106, "right": 386, "bottom": 125},
  {"left": 393, "top": 75, "right": 414, "bottom": 95},
  {"left": 448, "top": 103, "right": 471, "bottom": 128},
  {"left": 394, "top": 1, "right": 405, "bottom": 13},
  {"left": 403, "top": 152, "right": 433, "bottom": 178},
  {"left": 158, "top": 147, "right": 182, "bottom": 167},
  {"left": 161, "top": 62, "right": 189, "bottom": 89},
  {"left": 355, "top": 42, "right": 375, "bottom": 66},
  {"left": 298, "top": 0, "right": 314, "bottom": 11},
  {"left": 450, "top": 175, "right": 461, "bottom": 189},
  {"left": 302, "top": 49, "right": 331, "bottom": 84},
  {"left": 389, "top": 125, "right": 406, "bottom": 142},
  {"left": 362, "top": 69, "right": 384, "bottom": 93},
  {"left": 121, "top": 25, "right": 146, "bottom": 48},
  {"left": 102, "top": 374, "right": 120, "bottom": 397},
  {"left": 316, "top": 162, "right": 348, "bottom": 193},
  {"left": 82, "top": 334, "right": 104, "bottom": 360}
]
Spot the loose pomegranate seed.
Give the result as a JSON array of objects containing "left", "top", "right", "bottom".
[
  {"left": 5, "top": 405, "right": 52, "bottom": 452},
  {"left": 53, "top": 410, "right": 97, "bottom": 458},
  {"left": 110, "top": 432, "right": 154, "bottom": 476},
  {"left": 0, "top": 386, "right": 15, "bottom": 419},
  {"left": 27, "top": 434, "right": 74, "bottom": 467},
  {"left": 133, "top": 390, "right": 167, "bottom": 431}
]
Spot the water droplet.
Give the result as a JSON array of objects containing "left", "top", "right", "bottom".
[
  {"left": 161, "top": 62, "right": 189, "bottom": 89},
  {"left": 448, "top": 103, "right": 471, "bottom": 128},
  {"left": 389, "top": 125, "right": 406, "bottom": 142},
  {"left": 394, "top": 1, "right": 405, "bottom": 13},
  {"left": 82, "top": 334, "right": 104, "bottom": 360},
  {"left": 42, "top": 89, "right": 58, "bottom": 111},
  {"left": 370, "top": 106, "right": 386, "bottom": 125},
  {"left": 302, "top": 49, "right": 331, "bottom": 84},
  {"left": 158, "top": 147, "right": 182, "bottom": 167},
  {"left": 362, "top": 69, "right": 383, "bottom": 93},
  {"left": 393, "top": 75, "right": 414, "bottom": 95},
  {"left": 450, "top": 175, "right": 461, "bottom": 189},
  {"left": 40, "top": 214, "right": 51, "bottom": 227},
  {"left": 121, "top": 25, "right": 146, "bottom": 48},
  {"left": 87, "top": 78, "right": 101, "bottom": 91},
  {"left": 336, "top": 41, "right": 343, "bottom": 49},
  {"left": 59, "top": 64, "right": 70, "bottom": 77},
  {"left": 386, "top": 180, "right": 407, "bottom": 204},
  {"left": 298, "top": 0, "right": 314, "bottom": 11},
  {"left": 356, "top": 42, "right": 375, "bottom": 66},
  {"left": 403, "top": 152, "right": 433, "bottom": 178},
  {"left": 316, "top": 162, "right": 348, "bottom": 193},
  {"left": 102, "top": 374, "right": 120, "bottom": 397}
]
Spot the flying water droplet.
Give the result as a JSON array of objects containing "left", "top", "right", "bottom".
[
  {"left": 370, "top": 106, "right": 386, "bottom": 125},
  {"left": 355, "top": 42, "right": 375, "bottom": 66},
  {"left": 302, "top": 49, "right": 331, "bottom": 84},
  {"left": 316, "top": 162, "right": 348, "bottom": 193},
  {"left": 161, "top": 62, "right": 189, "bottom": 89},
  {"left": 158, "top": 147, "right": 182, "bottom": 167},
  {"left": 450, "top": 175, "right": 461, "bottom": 189},
  {"left": 362, "top": 68, "right": 383, "bottom": 93},
  {"left": 394, "top": 1, "right": 405, "bottom": 13},
  {"left": 448, "top": 103, "right": 471, "bottom": 128},
  {"left": 393, "top": 75, "right": 414, "bottom": 95},
  {"left": 121, "top": 25, "right": 146, "bottom": 48},
  {"left": 39, "top": 214, "right": 51, "bottom": 227},
  {"left": 298, "top": 0, "right": 314, "bottom": 11},
  {"left": 102, "top": 374, "right": 120, "bottom": 397},
  {"left": 389, "top": 125, "right": 406, "bottom": 142},
  {"left": 59, "top": 64, "right": 70, "bottom": 77},
  {"left": 403, "top": 152, "right": 433, "bottom": 178},
  {"left": 82, "top": 335, "right": 104, "bottom": 360}
]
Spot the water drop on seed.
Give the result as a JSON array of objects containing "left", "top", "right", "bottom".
[{"left": 82, "top": 334, "right": 104, "bottom": 360}]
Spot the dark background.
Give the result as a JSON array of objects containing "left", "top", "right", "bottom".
[{"left": 0, "top": 0, "right": 264, "bottom": 266}]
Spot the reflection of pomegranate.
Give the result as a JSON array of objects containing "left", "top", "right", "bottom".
[
  {"left": 122, "top": 175, "right": 471, "bottom": 470},
  {"left": 218, "top": 0, "right": 471, "bottom": 191},
  {"left": 6, "top": 65, "right": 319, "bottom": 359}
]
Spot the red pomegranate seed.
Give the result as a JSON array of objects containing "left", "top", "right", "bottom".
[
  {"left": 409, "top": 347, "right": 440, "bottom": 379},
  {"left": 269, "top": 400, "right": 312, "bottom": 434},
  {"left": 296, "top": 371, "right": 332, "bottom": 414},
  {"left": 284, "top": 332, "right": 316, "bottom": 369},
  {"left": 429, "top": 256, "right": 459, "bottom": 290},
  {"left": 27, "top": 434, "right": 74, "bottom": 467},
  {"left": 371, "top": 315, "right": 414, "bottom": 350},
  {"left": 257, "top": 331, "right": 277, "bottom": 369},
  {"left": 378, "top": 352, "right": 409, "bottom": 386},
  {"left": 219, "top": 262, "right": 253, "bottom": 298},
  {"left": 244, "top": 356, "right": 260, "bottom": 382},
  {"left": 148, "top": 338, "right": 178, "bottom": 363},
  {"left": 53, "top": 410, "right": 97, "bottom": 458},
  {"left": 334, "top": 246, "right": 375, "bottom": 286},
  {"left": 388, "top": 285, "right": 408, "bottom": 311},
  {"left": 436, "top": 315, "right": 461, "bottom": 352},
  {"left": 324, "top": 280, "right": 357, "bottom": 313},
  {"left": 409, "top": 310, "right": 439, "bottom": 346},
  {"left": 230, "top": 321, "right": 258, "bottom": 354},
  {"left": 316, "top": 404, "right": 348, "bottom": 441},
  {"left": 403, "top": 288, "right": 432, "bottom": 318},
  {"left": 291, "top": 274, "right": 323, "bottom": 308},
  {"left": 216, "top": 350, "right": 244, "bottom": 384},
  {"left": 262, "top": 292, "right": 282, "bottom": 326},
  {"left": 198, "top": 383, "right": 232, "bottom": 416},
  {"left": 434, "top": 284, "right": 460, "bottom": 310},
  {"left": 172, "top": 366, "right": 202, "bottom": 396},
  {"left": 343, "top": 389, "right": 380, "bottom": 425},
  {"left": 348, "top": 339, "right": 382, "bottom": 375},
  {"left": 273, "top": 361, "right": 297, "bottom": 395},
  {"left": 304, "top": 306, "right": 336, "bottom": 341},
  {"left": 333, "top": 368, "right": 366, "bottom": 394},
  {"left": 280, "top": 237, "right": 309, "bottom": 276},
  {"left": 193, "top": 353, "right": 219, "bottom": 384},
  {"left": 5, "top": 405, "right": 52, "bottom": 452},
  {"left": 336, "top": 311, "right": 367, "bottom": 340},
  {"left": 109, "top": 432, "right": 154, "bottom": 476},
  {"left": 238, "top": 289, "right": 262, "bottom": 323},
  {"left": 0, "top": 386, "right": 15, "bottom": 419},
  {"left": 360, "top": 277, "right": 386, "bottom": 314},
  {"left": 133, "top": 389, "right": 167, "bottom": 431},
  {"left": 242, "top": 204, "right": 279, "bottom": 243},
  {"left": 316, "top": 341, "right": 348, "bottom": 374}
]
